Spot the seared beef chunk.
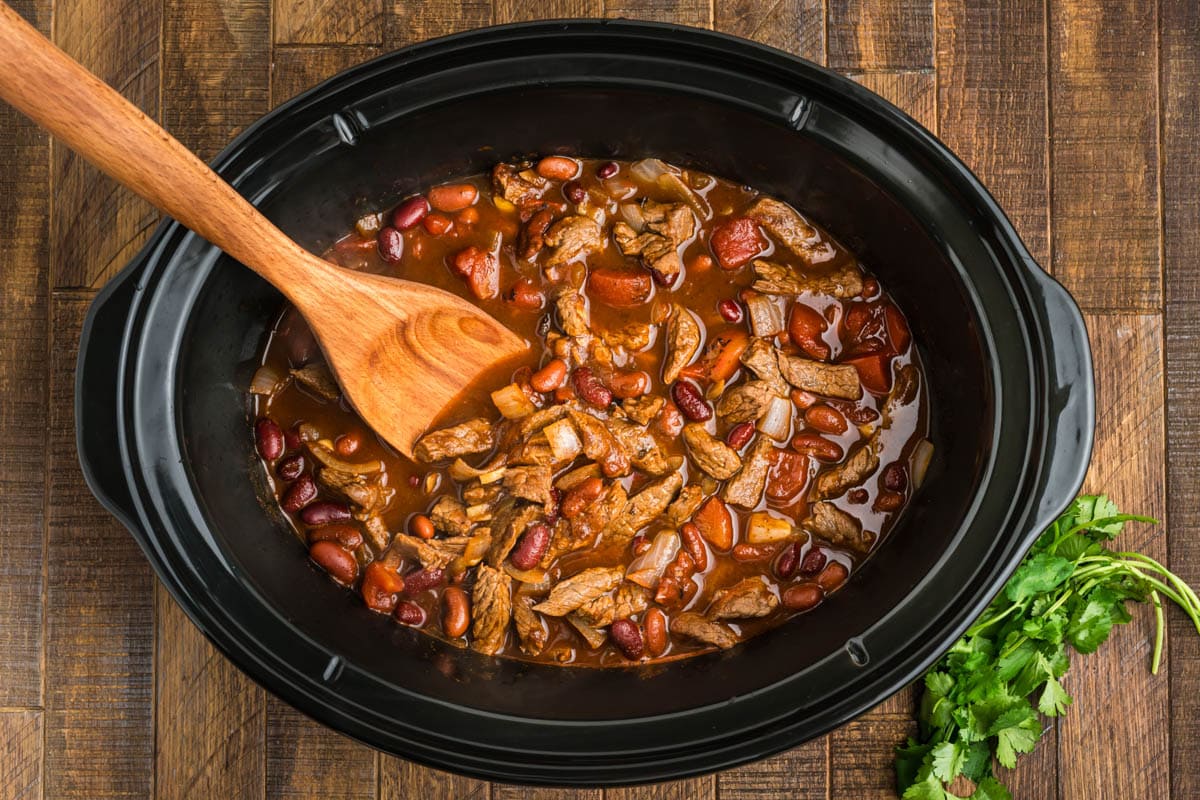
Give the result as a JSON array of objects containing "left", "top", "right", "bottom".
[
  {"left": 814, "top": 439, "right": 880, "bottom": 499},
  {"left": 750, "top": 258, "right": 864, "bottom": 300},
  {"left": 534, "top": 567, "right": 625, "bottom": 616},
  {"left": 622, "top": 395, "right": 665, "bottom": 425},
  {"left": 721, "top": 437, "right": 773, "bottom": 508},
  {"left": 429, "top": 496, "right": 473, "bottom": 536},
  {"left": 662, "top": 304, "right": 702, "bottom": 383},
  {"left": 493, "top": 163, "right": 548, "bottom": 206},
  {"left": 513, "top": 595, "right": 548, "bottom": 655},
  {"left": 544, "top": 216, "right": 605, "bottom": 267},
  {"left": 414, "top": 418, "right": 496, "bottom": 463},
  {"left": 471, "top": 565, "right": 513, "bottom": 655},
  {"left": 682, "top": 424, "right": 742, "bottom": 480},
  {"left": 603, "top": 473, "right": 683, "bottom": 542},
  {"left": 672, "top": 612, "right": 739, "bottom": 649},
  {"left": 806, "top": 501, "right": 874, "bottom": 553},
  {"left": 709, "top": 578, "right": 779, "bottom": 620},
  {"left": 291, "top": 363, "right": 340, "bottom": 402},
  {"left": 746, "top": 198, "right": 837, "bottom": 266},
  {"left": 777, "top": 353, "right": 862, "bottom": 400},
  {"left": 739, "top": 337, "right": 790, "bottom": 396},
  {"left": 715, "top": 381, "right": 775, "bottom": 423}
]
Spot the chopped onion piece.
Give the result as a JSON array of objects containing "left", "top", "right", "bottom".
[
  {"left": 478, "top": 466, "right": 507, "bottom": 485},
  {"left": 544, "top": 419, "right": 582, "bottom": 462},
  {"left": 746, "top": 511, "right": 796, "bottom": 544},
  {"left": 449, "top": 532, "right": 492, "bottom": 576},
  {"left": 491, "top": 383, "right": 536, "bottom": 419},
  {"left": 493, "top": 196, "right": 516, "bottom": 213},
  {"left": 449, "top": 458, "right": 488, "bottom": 482},
  {"left": 656, "top": 172, "right": 710, "bottom": 219},
  {"left": 705, "top": 379, "right": 726, "bottom": 401},
  {"left": 618, "top": 202, "right": 646, "bottom": 232},
  {"left": 423, "top": 472, "right": 441, "bottom": 494},
  {"left": 758, "top": 395, "right": 793, "bottom": 441},
  {"left": 554, "top": 463, "right": 601, "bottom": 490},
  {"left": 912, "top": 438, "right": 934, "bottom": 488},
  {"left": 465, "top": 503, "right": 493, "bottom": 522},
  {"left": 504, "top": 563, "right": 550, "bottom": 587},
  {"left": 745, "top": 291, "right": 784, "bottom": 337},
  {"left": 626, "top": 531, "right": 681, "bottom": 589},
  {"left": 249, "top": 364, "right": 283, "bottom": 395},
  {"left": 629, "top": 158, "right": 671, "bottom": 183}
]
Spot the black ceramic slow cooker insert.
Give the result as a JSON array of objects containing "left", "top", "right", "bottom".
[{"left": 76, "top": 20, "right": 1094, "bottom": 786}]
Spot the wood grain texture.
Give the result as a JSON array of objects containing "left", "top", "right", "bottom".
[
  {"left": 380, "top": 757, "right": 489, "bottom": 800},
  {"left": 606, "top": 777, "right": 716, "bottom": 800},
  {"left": 935, "top": 0, "right": 1048, "bottom": 263},
  {"left": 829, "top": 715, "right": 915, "bottom": 799},
  {"left": 603, "top": 0, "right": 711, "bottom": 27},
  {"left": 0, "top": 711, "right": 42, "bottom": 800},
  {"left": 1162, "top": 0, "right": 1200, "bottom": 796},
  {"left": 274, "top": 0, "right": 385, "bottom": 45},
  {"left": 1048, "top": 0, "right": 1160, "bottom": 311},
  {"left": 850, "top": 70, "right": 935, "bottom": 130},
  {"left": 828, "top": 0, "right": 932, "bottom": 71},
  {"left": 714, "top": 0, "right": 823, "bottom": 62},
  {"left": 494, "top": 786, "right": 599, "bottom": 800},
  {"left": 1058, "top": 314, "right": 1169, "bottom": 799},
  {"left": 271, "top": 45, "right": 381, "bottom": 107},
  {"left": 495, "top": 0, "right": 601, "bottom": 20},
  {"left": 0, "top": 0, "right": 48, "bottom": 711},
  {"left": 717, "top": 741, "right": 827, "bottom": 800},
  {"left": 44, "top": 292, "right": 154, "bottom": 800},
  {"left": 385, "top": 0, "right": 491, "bottom": 47},
  {"left": 50, "top": 0, "right": 161, "bottom": 288},
  {"left": 266, "top": 699, "right": 376, "bottom": 800}
]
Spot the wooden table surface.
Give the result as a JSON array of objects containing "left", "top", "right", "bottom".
[{"left": 1, "top": 0, "right": 1197, "bottom": 797}]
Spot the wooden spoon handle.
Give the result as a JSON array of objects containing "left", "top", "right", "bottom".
[{"left": 0, "top": 1, "right": 305, "bottom": 287}]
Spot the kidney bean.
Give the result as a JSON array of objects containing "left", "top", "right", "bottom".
[
  {"left": 788, "top": 302, "right": 831, "bottom": 359},
  {"left": 309, "top": 541, "right": 358, "bottom": 585},
  {"left": 799, "top": 547, "right": 827, "bottom": 576},
  {"left": 442, "top": 586, "right": 470, "bottom": 638},
  {"left": 588, "top": 266, "right": 653, "bottom": 308},
  {"left": 281, "top": 475, "right": 317, "bottom": 512},
  {"left": 882, "top": 462, "right": 908, "bottom": 492},
  {"left": 458, "top": 206, "right": 480, "bottom": 225},
  {"left": 610, "top": 618, "right": 644, "bottom": 660},
  {"left": 775, "top": 541, "right": 803, "bottom": 580},
  {"left": 643, "top": 608, "right": 668, "bottom": 657},
  {"left": 861, "top": 277, "right": 880, "bottom": 299},
  {"left": 790, "top": 389, "right": 819, "bottom": 410},
  {"left": 361, "top": 562, "right": 406, "bottom": 613},
  {"left": 717, "top": 298, "right": 743, "bottom": 323},
  {"left": 766, "top": 449, "right": 810, "bottom": 504},
  {"left": 300, "top": 502, "right": 352, "bottom": 526},
  {"left": 692, "top": 496, "right": 733, "bottom": 550},
  {"left": 564, "top": 181, "right": 587, "bottom": 204},
  {"left": 710, "top": 217, "right": 765, "bottom": 269},
  {"left": 828, "top": 398, "right": 879, "bottom": 425},
  {"left": 395, "top": 601, "right": 425, "bottom": 626},
  {"left": 875, "top": 491, "right": 904, "bottom": 512},
  {"left": 377, "top": 227, "right": 404, "bottom": 263},
  {"left": 572, "top": 366, "right": 613, "bottom": 407},
  {"left": 530, "top": 359, "right": 568, "bottom": 392},
  {"left": 283, "top": 427, "right": 302, "bottom": 452},
  {"left": 610, "top": 370, "right": 651, "bottom": 399},
  {"left": 817, "top": 561, "right": 849, "bottom": 592},
  {"left": 545, "top": 488, "right": 563, "bottom": 525},
  {"left": 422, "top": 212, "right": 454, "bottom": 235},
  {"left": 791, "top": 433, "right": 844, "bottom": 462},
  {"left": 562, "top": 476, "right": 604, "bottom": 519},
  {"left": 403, "top": 567, "right": 445, "bottom": 595},
  {"left": 679, "top": 522, "right": 709, "bottom": 571},
  {"left": 507, "top": 277, "right": 545, "bottom": 311},
  {"left": 450, "top": 246, "right": 499, "bottom": 300},
  {"left": 805, "top": 404, "right": 848, "bottom": 435},
  {"left": 536, "top": 155, "right": 579, "bottom": 180},
  {"left": 410, "top": 514, "right": 435, "bottom": 540},
  {"left": 276, "top": 453, "right": 304, "bottom": 481},
  {"left": 630, "top": 533, "right": 651, "bottom": 557},
  {"left": 655, "top": 576, "right": 681, "bottom": 606},
  {"left": 307, "top": 524, "right": 362, "bottom": 549},
  {"left": 427, "top": 183, "right": 478, "bottom": 212},
  {"left": 782, "top": 583, "right": 823, "bottom": 611},
  {"left": 725, "top": 421, "right": 756, "bottom": 449},
  {"left": 597, "top": 161, "right": 619, "bottom": 179},
  {"left": 510, "top": 523, "right": 552, "bottom": 570},
  {"left": 392, "top": 196, "right": 430, "bottom": 230},
  {"left": 407, "top": 474, "right": 421, "bottom": 488},
  {"left": 656, "top": 402, "right": 685, "bottom": 438},
  {"left": 671, "top": 381, "right": 712, "bottom": 422},
  {"left": 732, "top": 542, "right": 781, "bottom": 562},
  {"left": 335, "top": 432, "right": 361, "bottom": 457},
  {"left": 255, "top": 418, "right": 284, "bottom": 461},
  {"left": 847, "top": 488, "right": 869, "bottom": 504}
]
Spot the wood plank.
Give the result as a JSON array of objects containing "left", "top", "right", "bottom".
[
  {"left": 379, "top": 757, "right": 489, "bottom": 799},
  {"left": 50, "top": 0, "right": 161, "bottom": 288},
  {"left": 717, "top": 740, "right": 827, "bottom": 800},
  {"left": 494, "top": 787, "right": 599, "bottom": 800},
  {"left": 0, "top": 711, "right": 42, "bottom": 800},
  {"left": 850, "top": 70, "right": 935, "bottom": 130},
  {"left": 274, "top": 0, "right": 386, "bottom": 45},
  {"left": 1057, "top": 314, "right": 1168, "bottom": 799},
  {"left": 829, "top": 715, "right": 915, "bottom": 799},
  {"left": 495, "top": 0, "right": 601, "bottom": 20},
  {"left": 935, "top": 0, "right": 1048, "bottom": 263},
  {"left": 603, "top": 0, "right": 711, "bottom": 27},
  {"left": 0, "top": 0, "right": 49, "bottom": 710},
  {"left": 384, "top": 0, "right": 491, "bottom": 47},
  {"left": 1162, "top": 0, "right": 1200, "bottom": 796},
  {"left": 44, "top": 292, "right": 154, "bottom": 800},
  {"left": 714, "top": 0, "right": 824, "bottom": 64},
  {"left": 1047, "top": 0, "right": 1159, "bottom": 310},
  {"left": 605, "top": 777, "right": 716, "bottom": 800},
  {"left": 266, "top": 699, "right": 376, "bottom": 799},
  {"left": 271, "top": 45, "right": 382, "bottom": 108},
  {"left": 828, "top": 0, "right": 933, "bottom": 71}
]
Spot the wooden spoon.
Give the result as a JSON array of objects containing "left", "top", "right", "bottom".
[{"left": 0, "top": 2, "right": 527, "bottom": 457}]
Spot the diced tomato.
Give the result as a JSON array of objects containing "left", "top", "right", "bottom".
[
  {"left": 766, "top": 448, "right": 810, "bottom": 504},
  {"left": 361, "top": 562, "right": 406, "bottom": 614},
  {"left": 587, "top": 266, "right": 653, "bottom": 307},
  {"left": 846, "top": 353, "right": 894, "bottom": 394},
  {"left": 884, "top": 304, "right": 912, "bottom": 354},
  {"left": 506, "top": 277, "right": 545, "bottom": 310},
  {"left": 709, "top": 217, "right": 766, "bottom": 270},
  {"left": 449, "top": 246, "right": 499, "bottom": 300}
]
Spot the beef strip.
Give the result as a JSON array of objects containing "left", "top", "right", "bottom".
[
  {"left": 317, "top": 467, "right": 385, "bottom": 514},
  {"left": 662, "top": 304, "right": 702, "bottom": 383},
  {"left": 746, "top": 198, "right": 837, "bottom": 266},
  {"left": 462, "top": 482, "right": 502, "bottom": 507},
  {"left": 750, "top": 258, "right": 864, "bottom": 300},
  {"left": 492, "top": 163, "right": 548, "bottom": 206},
  {"left": 601, "top": 322, "right": 652, "bottom": 352},
  {"left": 882, "top": 363, "right": 920, "bottom": 427},
  {"left": 389, "top": 533, "right": 470, "bottom": 570},
  {"left": 671, "top": 612, "right": 739, "bottom": 649},
  {"left": 805, "top": 501, "right": 874, "bottom": 553},
  {"left": 606, "top": 417, "right": 672, "bottom": 476},
  {"left": 721, "top": 436, "right": 774, "bottom": 508},
  {"left": 414, "top": 418, "right": 496, "bottom": 463},
  {"left": 554, "top": 289, "right": 591, "bottom": 338},
  {"left": 507, "top": 434, "right": 558, "bottom": 468},
  {"left": 602, "top": 472, "right": 683, "bottom": 543},
  {"left": 709, "top": 577, "right": 779, "bottom": 620},
  {"left": 570, "top": 481, "right": 628, "bottom": 544},
  {"left": 682, "top": 423, "right": 742, "bottom": 480},
  {"left": 485, "top": 499, "right": 543, "bottom": 567},
  {"left": 777, "top": 353, "right": 862, "bottom": 400},
  {"left": 429, "top": 496, "right": 473, "bottom": 536},
  {"left": 567, "top": 613, "right": 608, "bottom": 649},
  {"left": 622, "top": 395, "right": 665, "bottom": 426},
  {"left": 814, "top": 438, "right": 880, "bottom": 499},
  {"left": 513, "top": 594, "right": 548, "bottom": 656},
  {"left": 515, "top": 404, "right": 570, "bottom": 439},
  {"left": 448, "top": 528, "right": 493, "bottom": 575},
  {"left": 518, "top": 207, "right": 554, "bottom": 260},
  {"left": 715, "top": 380, "right": 776, "bottom": 423},
  {"left": 614, "top": 581, "right": 650, "bottom": 620},
  {"left": 573, "top": 592, "right": 615, "bottom": 628},
  {"left": 664, "top": 484, "right": 705, "bottom": 527},
  {"left": 502, "top": 465, "right": 554, "bottom": 508},
  {"left": 533, "top": 566, "right": 625, "bottom": 616},
  {"left": 612, "top": 223, "right": 679, "bottom": 283},
  {"left": 471, "top": 564, "right": 513, "bottom": 656},
  {"left": 739, "top": 337, "right": 790, "bottom": 396},
  {"left": 362, "top": 514, "right": 391, "bottom": 552},
  {"left": 290, "top": 363, "right": 340, "bottom": 402},
  {"left": 568, "top": 409, "right": 631, "bottom": 477},
  {"left": 544, "top": 216, "right": 605, "bottom": 267}
]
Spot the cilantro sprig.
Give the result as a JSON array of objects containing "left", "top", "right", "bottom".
[{"left": 895, "top": 495, "right": 1200, "bottom": 800}]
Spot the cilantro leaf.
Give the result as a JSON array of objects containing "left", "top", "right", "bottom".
[
  {"left": 970, "top": 777, "right": 1014, "bottom": 800},
  {"left": 1004, "top": 553, "right": 1074, "bottom": 602},
  {"left": 1037, "top": 674, "right": 1071, "bottom": 716},
  {"left": 930, "top": 741, "right": 966, "bottom": 783},
  {"left": 992, "top": 705, "right": 1042, "bottom": 768}
]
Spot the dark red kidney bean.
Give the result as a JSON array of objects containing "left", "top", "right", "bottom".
[
  {"left": 717, "top": 298, "right": 743, "bottom": 323},
  {"left": 679, "top": 523, "right": 709, "bottom": 572},
  {"left": 782, "top": 583, "right": 823, "bottom": 611},
  {"left": 402, "top": 567, "right": 445, "bottom": 595},
  {"left": 394, "top": 601, "right": 425, "bottom": 626},
  {"left": 283, "top": 427, "right": 302, "bottom": 452},
  {"left": 775, "top": 541, "right": 803, "bottom": 580},
  {"left": 442, "top": 586, "right": 470, "bottom": 638},
  {"left": 309, "top": 541, "right": 358, "bottom": 585},
  {"left": 643, "top": 608, "right": 668, "bottom": 657},
  {"left": 791, "top": 433, "right": 843, "bottom": 462},
  {"left": 804, "top": 404, "right": 848, "bottom": 435},
  {"left": 630, "top": 533, "right": 651, "bottom": 556},
  {"left": 510, "top": 523, "right": 552, "bottom": 570},
  {"left": 276, "top": 453, "right": 304, "bottom": 481},
  {"left": 875, "top": 491, "right": 904, "bottom": 512},
  {"left": 861, "top": 278, "right": 880, "bottom": 299},
  {"left": 564, "top": 181, "right": 587, "bottom": 204},
  {"left": 725, "top": 421, "right": 756, "bottom": 449},
  {"left": 799, "top": 547, "right": 827, "bottom": 576},
  {"left": 392, "top": 196, "right": 430, "bottom": 230},
  {"left": 299, "top": 502, "right": 352, "bottom": 526},
  {"left": 828, "top": 398, "right": 879, "bottom": 425},
  {"left": 597, "top": 161, "right": 619, "bottom": 179},
  {"left": 817, "top": 561, "right": 849, "bottom": 591},
  {"left": 255, "top": 418, "right": 283, "bottom": 461},
  {"left": 882, "top": 463, "right": 908, "bottom": 492},
  {"left": 572, "top": 366, "right": 613, "bottom": 407},
  {"left": 732, "top": 542, "right": 780, "bottom": 562},
  {"left": 562, "top": 476, "right": 604, "bottom": 519},
  {"left": 847, "top": 488, "right": 869, "bottom": 504},
  {"left": 610, "top": 618, "right": 644, "bottom": 660},
  {"left": 671, "top": 381, "right": 712, "bottom": 422},
  {"left": 377, "top": 227, "right": 404, "bottom": 263},
  {"left": 545, "top": 488, "right": 563, "bottom": 525},
  {"left": 307, "top": 524, "right": 363, "bottom": 549},
  {"left": 281, "top": 475, "right": 317, "bottom": 512}
]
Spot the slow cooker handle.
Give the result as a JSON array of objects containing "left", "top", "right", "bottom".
[
  {"left": 1022, "top": 261, "right": 1096, "bottom": 538},
  {"left": 75, "top": 261, "right": 142, "bottom": 531}
]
